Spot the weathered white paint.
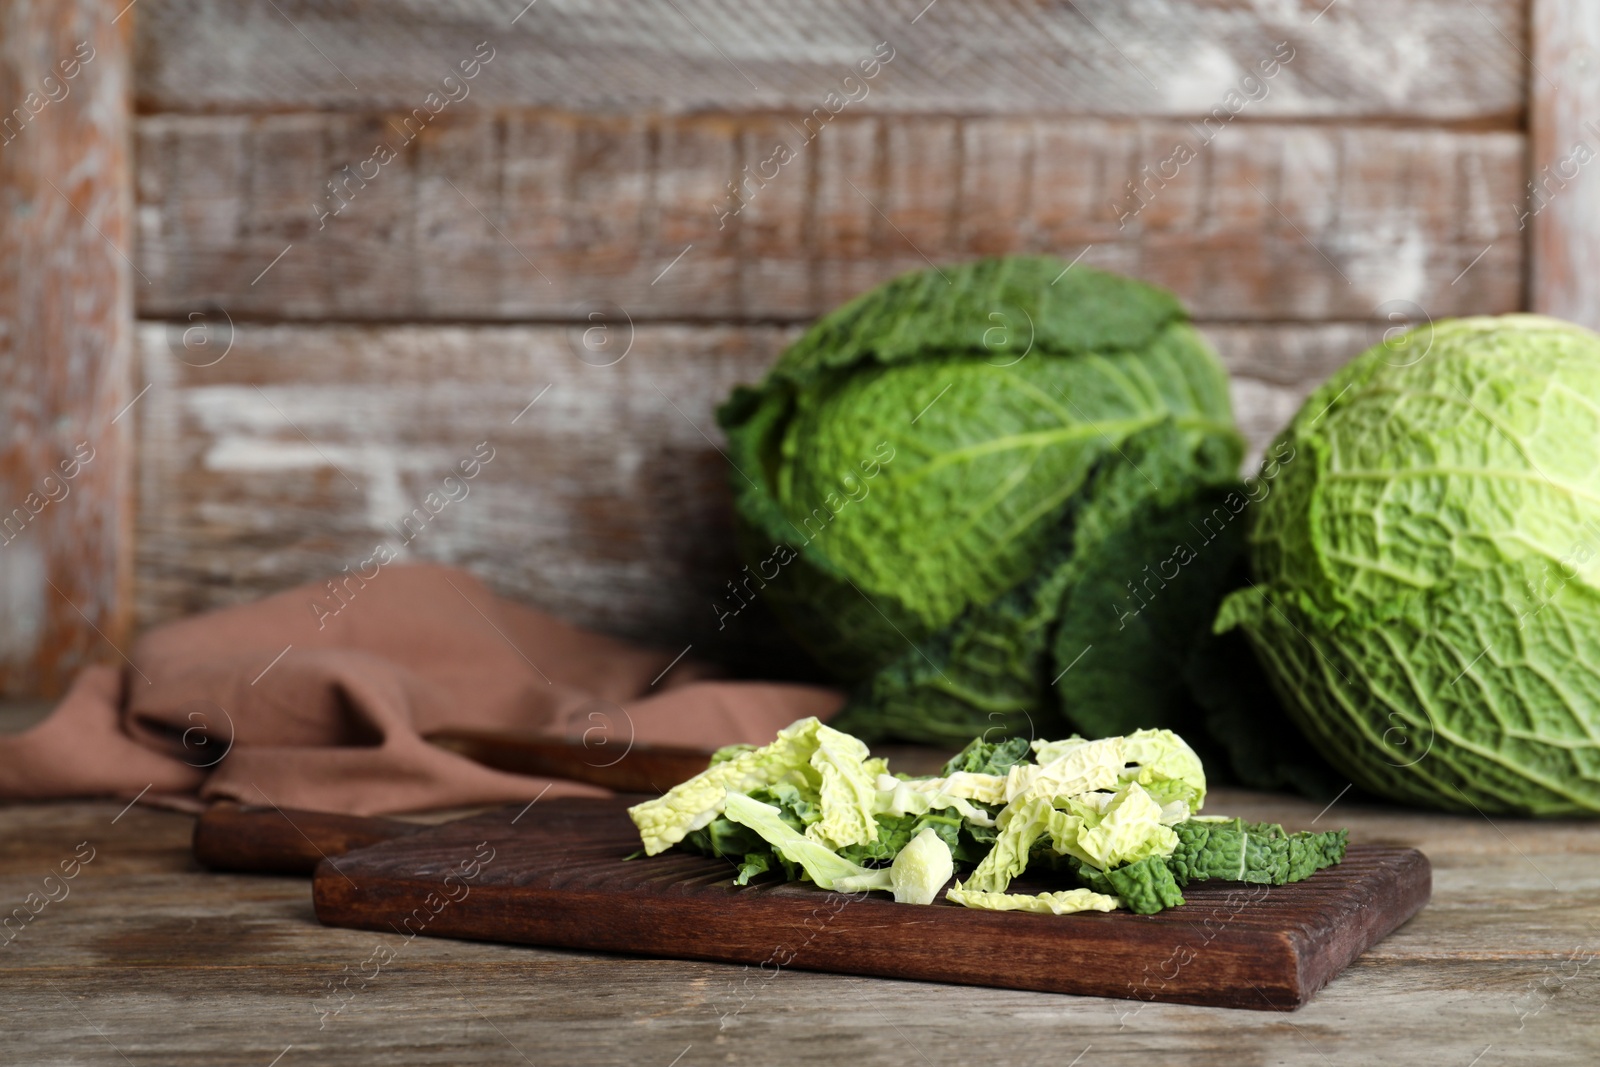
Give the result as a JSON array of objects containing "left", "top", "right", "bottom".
[
  {"left": 1161, "top": 40, "right": 1243, "bottom": 113},
  {"left": 0, "top": 539, "right": 46, "bottom": 660},
  {"left": 203, "top": 437, "right": 333, "bottom": 472},
  {"left": 137, "top": 323, "right": 1369, "bottom": 664},
  {"left": 1348, "top": 223, "right": 1431, "bottom": 313},
  {"left": 132, "top": 0, "right": 1527, "bottom": 119},
  {"left": 1532, "top": 0, "right": 1600, "bottom": 329},
  {"left": 133, "top": 114, "right": 1527, "bottom": 323},
  {"left": 1229, "top": 378, "right": 1315, "bottom": 470},
  {"left": 0, "top": 0, "right": 134, "bottom": 695}
]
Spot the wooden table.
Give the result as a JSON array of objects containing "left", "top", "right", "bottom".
[{"left": 3, "top": 709, "right": 1598, "bottom": 1065}]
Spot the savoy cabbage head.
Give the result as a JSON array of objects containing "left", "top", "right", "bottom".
[
  {"left": 1218, "top": 315, "right": 1600, "bottom": 816},
  {"left": 717, "top": 257, "right": 1283, "bottom": 753}
]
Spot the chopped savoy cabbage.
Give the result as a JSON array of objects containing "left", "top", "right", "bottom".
[{"left": 628, "top": 719, "right": 1348, "bottom": 917}]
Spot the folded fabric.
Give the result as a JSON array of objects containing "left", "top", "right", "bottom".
[{"left": 0, "top": 564, "right": 842, "bottom": 815}]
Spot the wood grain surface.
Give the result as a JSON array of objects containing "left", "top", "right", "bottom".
[
  {"left": 109, "top": 0, "right": 1537, "bottom": 678},
  {"left": 423, "top": 733, "right": 716, "bottom": 794},
  {"left": 131, "top": 0, "right": 1527, "bottom": 121},
  {"left": 0, "top": 0, "right": 1584, "bottom": 1056},
  {"left": 192, "top": 805, "right": 426, "bottom": 875},
  {"left": 131, "top": 319, "right": 1378, "bottom": 652},
  {"left": 309, "top": 796, "right": 1431, "bottom": 1011},
  {"left": 1530, "top": 0, "right": 1600, "bottom": 329},
  {"left": 0, "top": 0, "right": 134, "bottom": 697},
  {"left": 1, "top": 757, "right": 1594, "bottom": 1064},
  {"left": 132, "top": 112, "right": 1524, "bottom": 323},
  {"left": 130, "top": 321, "right": 796, "bottom": 664}
]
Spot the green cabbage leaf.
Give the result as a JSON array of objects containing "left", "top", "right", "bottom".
[
  {"left": 629, "top": 717, "right": 827, "bottom": 855},
  {"left": 636, "top": 718, "right": 1348, "bottom": 917},
  {"left": 945, "top": 885, "right": 1121, "bottom": 915},
  {"left": 1217, "top": 315, "right": 1600, "bottom": 815},
  {"left": 717, "top": 257, "right": 1252, "bottom": 754},
  {"left": 722, "top": 792, "right": 875, "bottom": 890},
  {"left": 1166, "top": 818, "right": 1348, "bottom": 886}
]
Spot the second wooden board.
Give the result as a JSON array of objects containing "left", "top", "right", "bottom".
[{"left": 311, "top": 797, "right": 1430, "bottom": 1010}]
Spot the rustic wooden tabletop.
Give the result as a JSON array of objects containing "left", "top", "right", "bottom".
[{"left": 3, "top": 704, "right": 1597, "bottom": 1065}]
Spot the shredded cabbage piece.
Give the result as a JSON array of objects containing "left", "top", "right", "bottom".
[
  {"left": 631, "top": 719, "right": 1345, "bottom": 917},
  {"left": 946, "top": 884, "right": 1121, "bottom": 915}
]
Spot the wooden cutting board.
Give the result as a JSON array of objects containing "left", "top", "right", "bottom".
[{"left": 310, "top": 796, "right": 1430, "bottom": 1011}]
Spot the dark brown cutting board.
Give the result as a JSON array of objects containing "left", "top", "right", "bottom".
[{"left": 312, "top": 797, "right": 1430, "bottom": 1011}]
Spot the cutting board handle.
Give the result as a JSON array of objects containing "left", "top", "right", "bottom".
[{"left": 193, "top": 804, "right": 422, "bottom": 875}]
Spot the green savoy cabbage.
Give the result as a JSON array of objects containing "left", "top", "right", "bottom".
[
  {"left": 1218, "top": 315, "right": 1600, "bottom": 816},
  {"left": 717, "top": 256, "right": 1290, "bottom": 756},
  {"left": 632, "top": 718, "right": 1347, "bottom": 915}
]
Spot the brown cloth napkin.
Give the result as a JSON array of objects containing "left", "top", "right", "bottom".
[{"left": 0, "top": 564, "right": 842, "bottom": 814}]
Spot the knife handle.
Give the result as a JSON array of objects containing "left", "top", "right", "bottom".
[
  {"left": 193, "top": 804, "right": 423, "bottom": 875},
  {"left": 425, "top": 730, "right": 710, "bottom": 793}
]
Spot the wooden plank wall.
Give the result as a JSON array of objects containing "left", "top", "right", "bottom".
[
  {"left": 122, "top": 0, "right": 1530, "bottom": 674},
  {"left": 0, "top": 0, "right": 133, "bottom": 698},
  {"left": 1530, "top": 0, "right": 1600, "bottom": 327}
]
